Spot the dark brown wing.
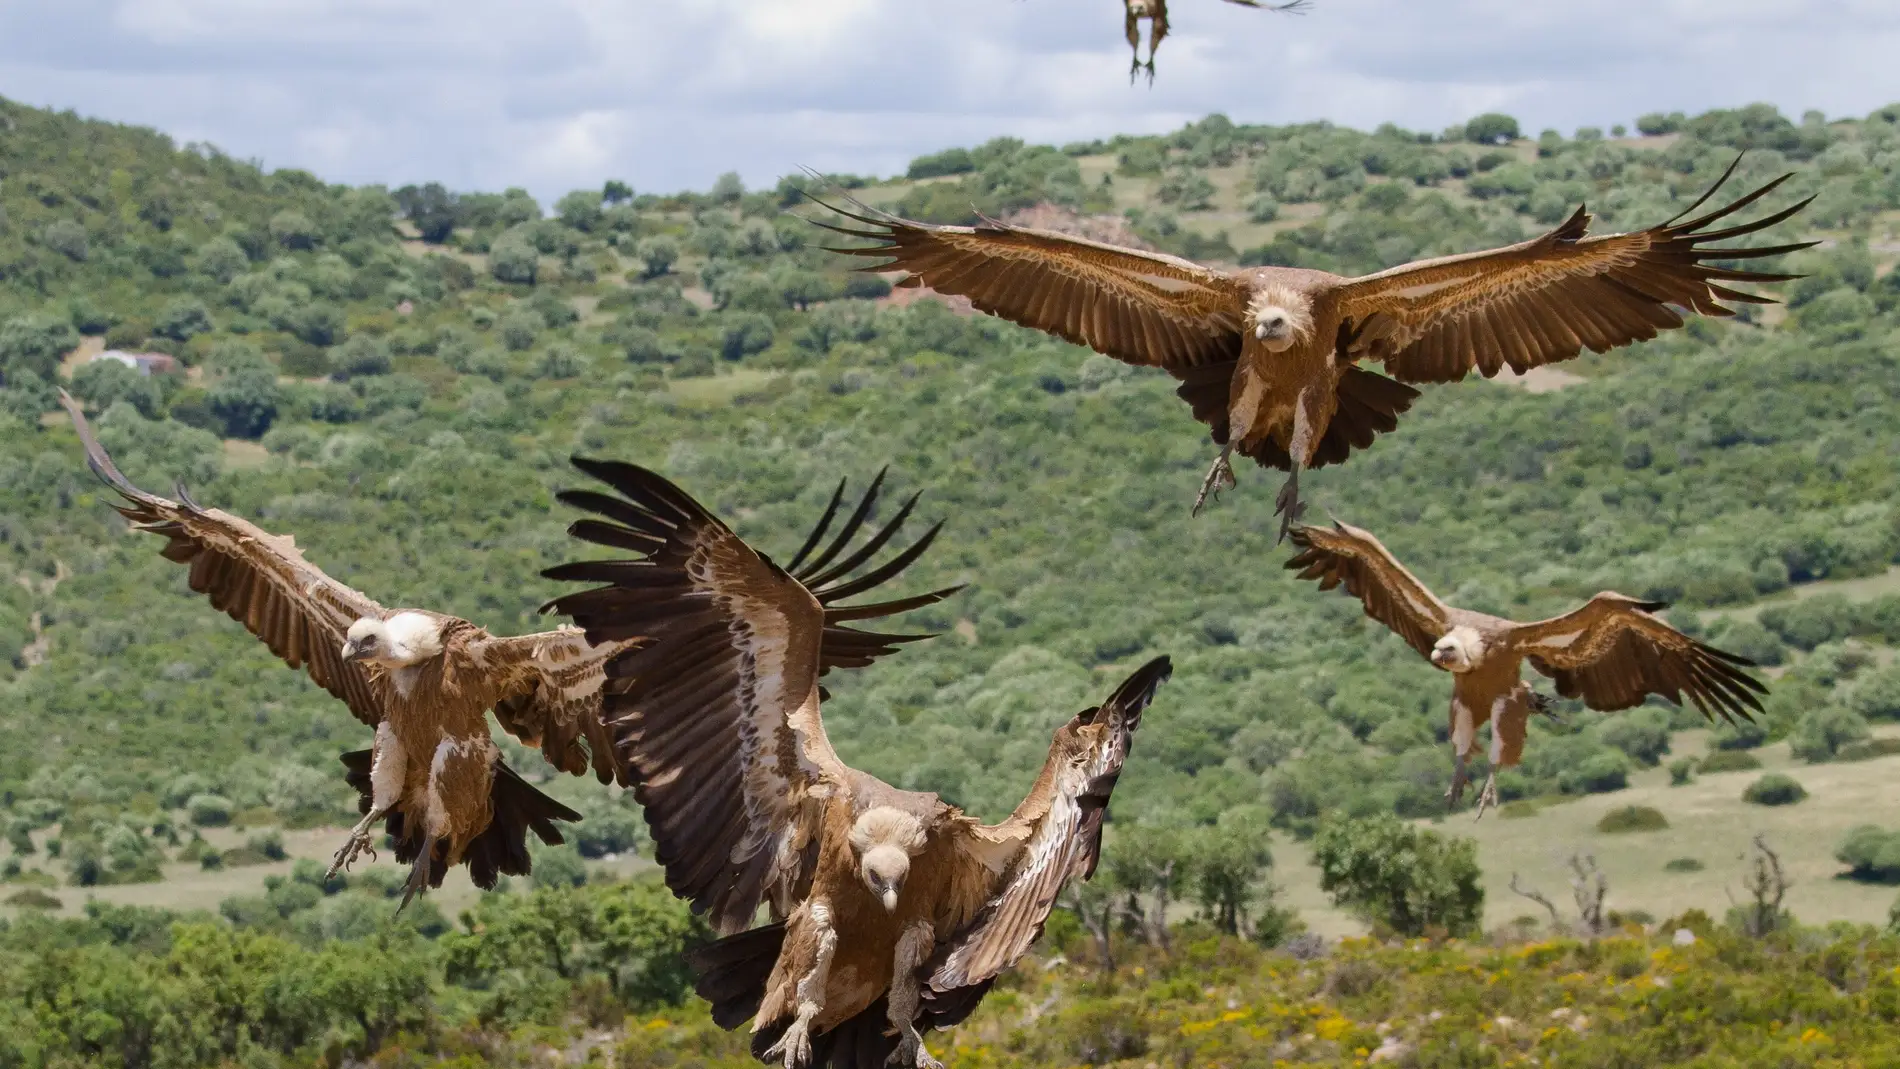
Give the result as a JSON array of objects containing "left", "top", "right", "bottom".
[
  {"left": 1284, "top": 521, "right": 1452, "bottom": 659},
  {"left": 778, "top": 468, "right": 964, "bottom": 676},
  {"left": 806, "top": 192, "right": 1249, "bottom": 370},
  {"left": 1337, "top": 158, "right": 1815, "bottom": 384},
  {"left": 60, "top": 391, "right": 387, "bottom": 726},
  {"left": 541, "top": 459, "right": 951, "bottom": 934},
  {"left": 1515, "top": 594, "right": 1766, "bottom": 725},
  {"left": 926, "top": 657, "right": 1171, "bottom": 992}
]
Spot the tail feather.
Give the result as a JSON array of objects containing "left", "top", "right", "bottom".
[
  {"left": 338, "top": 749, "right": 580, "bottom": 895},
  {"left": 465, "top": 759, "right": 583, "bottom": 891},
  {"left": 686, "top": 922, "right": 787, "bottom": 1029}
]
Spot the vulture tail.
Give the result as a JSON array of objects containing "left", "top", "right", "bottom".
[
  {"left": 690, "top": 922, "right": 921, "bottom": 1068},
  {"left": 465, "top": 759, "right": 583, "bottom": 892},
  {"left": 340, "top": 750, "right": 579, "bottom": 903},
  {"left": 686, "top": 922, "right": 787, "bottom": 1029}
]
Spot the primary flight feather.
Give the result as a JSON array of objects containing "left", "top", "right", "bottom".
[
  {"left": 1286, "top": 520, "right": 1767, "bottom": 816},
  {"left": 810, "top": 156, "right": 1813, "bottom": 541},
  {"left": 542, "top": 458, "right": 1170, "bottom": 1069}
]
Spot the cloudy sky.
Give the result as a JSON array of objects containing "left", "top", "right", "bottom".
[{"left": 1, "top": 0, "right": 1896, "bottom": 201}]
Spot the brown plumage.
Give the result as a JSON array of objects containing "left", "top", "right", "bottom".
[
  {"left": 809, "top": 156, "right": 1813, "bottom": 540},
  {"left": 62, "top": 393, "right": 949, "bottom": 904},
  {"left": 1124, "top": 0, "right": 1309, "bottom": 84},
  {"left": 1285, "top": 521, "right": 1767, "bottom": 816},
  {"left": 542, "top": 459, "right": 1169, "bottom": 1069}
]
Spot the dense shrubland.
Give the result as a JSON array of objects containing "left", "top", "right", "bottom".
[{"left": 6, "top": 93, "right": 1900, "bottom": 1060}]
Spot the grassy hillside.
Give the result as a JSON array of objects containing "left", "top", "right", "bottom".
[{"left": 4, "top": 91, "right": 1900, "bottom": 996}]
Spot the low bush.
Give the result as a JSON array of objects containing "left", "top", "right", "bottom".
[
  {"left": 1835, "top": 825, "right": 1900, "bottom": 882},
  {"left": 1742, "top": 773, "right": 1808, "bottom": 806},
  {"left": 1699, "top": 750, "right": 1763, "bottom": 774},
  {"left": 1663, "top": 857, "right": 1705, "bottom": 872},
  {"left": 1597, "top": 805, "right": 1669, "bottom": 833},
  {"left": 1668, "top": 756, "right": 1697, "bottom": 785}
]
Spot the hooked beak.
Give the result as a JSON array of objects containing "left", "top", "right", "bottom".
[
  {"left": 880, "top": 889, "right": 899, "bottom": 912},
  {"left": 341, "top": 640, "right": 368, "bottom": 662}
]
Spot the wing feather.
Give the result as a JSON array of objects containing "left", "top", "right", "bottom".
[
  {"left": 1283, "top": 522, "right": 1452, "bottom": 659},
  {"left": 1337, "top": 159, "right": 1815, "bottom": 384},
  {"left": 60, "top": 392, "right": 387, "bottom": 727},
  {"left": 806, "top": 191, "right": 1248, "bottom": 369},
  {"left": 925, "top": 657, "right": 1171, "bottom": 992},
  {"left": 541, "top": 458, "right": 834, "bottom": 934},
  {"left": 541, "top": 460, "right": 954, "bottom": 934},
  {"left": 1514, "top": 595, "right": 1767, "bottom": 725},
  {"left": 481, "top": 629, "right": 629, "bottom": 785}
]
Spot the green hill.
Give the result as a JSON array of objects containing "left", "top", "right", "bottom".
[{"left": 7, "top": 92, "right": 1900, "bottom": 1066}]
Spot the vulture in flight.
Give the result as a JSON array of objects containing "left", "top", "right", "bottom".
[
  {"left": 1286, "top": 521, "right": 1766, "bottom": 816},
  {"left": 1123, "top": 0, "right": 1309, "bottom": 84},
  {"left": 810, "top": 156, "right": 1814, "bottom": 540},
  {"left": 542, "top": 459, "right": 1171, "bottom": 1069},
  {"left": 64, "top": 392, "right": 955, "bottom": 903}
]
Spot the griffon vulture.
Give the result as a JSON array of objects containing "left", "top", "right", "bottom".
[
  {"left": 541, "top": 459, "right": 1170, "bottom": 1069},
  {"left": 1285, "top": 521, "right": 1766, "bottom": 816},
  {"left": 810, "top": 157, "right": 1813, "bottom": 540},
  {"left": 63, "top": 392, "right": 953, "bottom": 902},
  {"left": 1124, "top": 0, "right": 1309, "bottom": 84}
]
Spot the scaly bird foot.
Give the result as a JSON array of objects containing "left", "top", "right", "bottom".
[
  {"left": 1444, "top": 762, "right": 1470, "bottom": 810},
  {"left": 766, "top": 1016, "right": 814, "bottom": 1069},
  {"left": 1474, "top": 773, "right": 1500, "bottom": 821},
  {"left": 325, "top": 826, "right": 378, "bottom": 881},
  {"left": 892, "top": 1027, "right": 943, "bottom": 1069},
  {"left": 1273, "top": 467, "right": 1306, "bottom": 544},
  {"left": 1191, "top": 451, "right": 1237, "bottom": 517}
]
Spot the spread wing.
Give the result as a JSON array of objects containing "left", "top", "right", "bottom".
[
  {"left": 1336, "top": 158, "right": 1815, "bottom": 384},
  {"left": 541, "top": 459, "right": 952, "bottom": 934},
  {"left": 1512, "top": 594, "right": 1766, "bottom": 725},
  {"left": 1284, "top": 521, "right": 1451, "bottom": 659},
  {"left": 61, "top": 391, "right": 387, "bottom": 726},
  {"left": 806, "top": 192, "right": 1249, "bottom": 370},
  {"left": 925, "top": 656, "right": 1172, "bottom": 993},
  {"left": 479, "top": 628, "right": 630, "bottom": 785}
]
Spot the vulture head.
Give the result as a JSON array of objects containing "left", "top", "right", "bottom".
[
  {"left": 1247, "top": 285, "right": 1313, "bottom": 353},
  {"left": 849, "top": 806, "right": 927, "bottom": 912},
  {"left": 342, "top": 612, "right": 446, "bottom": 667},
  {"left": 1429, "top": 626, "right": 1484, "bottom": 673}
]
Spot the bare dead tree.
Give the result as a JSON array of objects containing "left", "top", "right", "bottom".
[
  {"left": 1567, "top": 854, "right": 1609, "bottom": 935},
  {"left": 1064, "top": 882, "right": 1118, "bottom": 973},
  {"left": 1733, "top": 834, "right": 1791, "bottom": 938},
  {"left": 1508, "top": 872, "right": 1562, "bottom": 930}
]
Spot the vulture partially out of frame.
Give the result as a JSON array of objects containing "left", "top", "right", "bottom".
[
  {"left": 809, "top": 157, "right": 1814, "bottom": 540},
  {"left": 65, "top": 390, "right": 953, "bottom": 903},
  {"left": 542, "top": 459, "right": 1171, "bottom": 1069},
  {"left": 1123, "top": 0, "right": 1310, "bottom": 84},
  {"left": 1285, "top": 521, "right": 1766, "bottom": 816}
]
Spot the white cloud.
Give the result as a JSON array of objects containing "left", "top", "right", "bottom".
[{"left": 1, "top": 0, "right": 1897, "bottom": 200}]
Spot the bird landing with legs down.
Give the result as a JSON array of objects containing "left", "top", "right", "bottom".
[
  {"left": 806, "top": 155, "right": 1814, "bottom": 542},
  {"left": 541, "top": 457, "right": 1174, "bottom": 1069},
  {"left": 1121, "top": 0, "right": 1310, "bottom": 85},
  {"left": 61, "top": 387, "right": 956, "bottom": 907},
  {"left": 1285, "top": 521, "right": 1767, "bottom": 817}
]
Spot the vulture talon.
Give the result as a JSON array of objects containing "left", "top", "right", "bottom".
[
  {"left": 1474, "top": 774, "right": 1500, "bottom": 821},
  {"left": 1273, "top": 466, "right": 1305, "bottom": 544},
  {"left": 894, "top": 1029, "right": 943, "bottom": 1069},
  {"left": 1191, "top": 445, "right": 1236, "bottom": 517},
  {"left": 765, "top": 1016, "right": 814, "bottom": 1069}
]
